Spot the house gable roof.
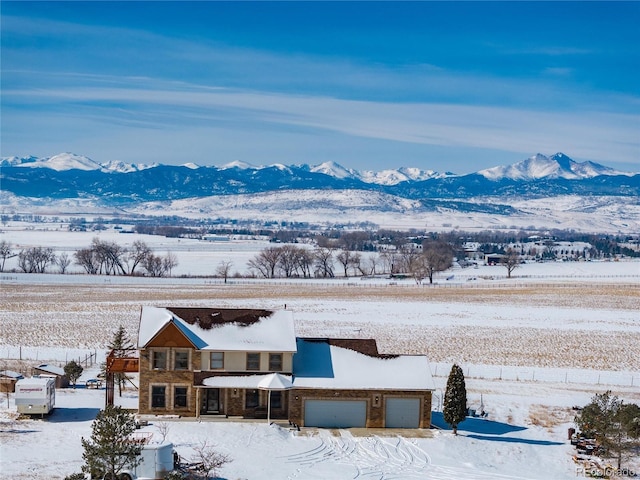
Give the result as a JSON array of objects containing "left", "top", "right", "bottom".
[
  {"left": 138, "top": 306, "right": 297, "bottom": 352},
  {"left": 292, "top": 338, "right": 435, "bottom": 391},
  {"left": 145, "top": 321, "right": 201, "bottom": 349}
]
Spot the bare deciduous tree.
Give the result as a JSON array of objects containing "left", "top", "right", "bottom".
[
  {"left": 75, "top": 247, "right": 100, "bottom": 274},
  {"left": 248, "top": 246, "right": 282, "bottom": 278},
  {"left": 502, "top": 248, "right": 521, "bottom": 278},
  {"left": 421, "top": 240, "right": 454, "bottom": 284},
  {"left": 189, "top": 440, "right": 232, "bottom": 479},
  {"left": 128, "top": 240, "right": 151, "bottom": 275},
  {"left": 0, "top": 240, "right": 16, "bottom": 272},
  {"left": 17, "top": 246, "right": 56, "bottom": 273},
  {"left": 91, "top": 238, "right": 127, "bottom": 275},
  {"left": 313, "top": 247, "right": 334, "bottom": 278},
  {"left": 336, "top": 249, "right": 355, "bottom": 278},
  {"left": 359, "top": 253, "right": 380, "bottom": 276},
  {"left": 277, "top": 245, "right": 302, "bottom": 278},
  {"left": 163, "top": 251, "right": 178, "bottom": 276},
  {"left": 56, "top": 252, "right": 71, "bottom": 274},
  {"left": 295, "top": 248, "right": 314, "bottom": 278},
  {"left": 397, "top": 245, "right": 421, "bottom": 274},
  {"left": 143, "top": 254, "right": 165, "bottom": 277},
  {"left": 155, "top": 421, "right": 170, "bottom": 443},
  {"left": 215, "top": 260, "right": 233, "bottom": 283}
]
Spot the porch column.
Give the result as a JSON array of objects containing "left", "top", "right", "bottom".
[{"left": 195, "top": 387, "right": 200, "bottom": 418}]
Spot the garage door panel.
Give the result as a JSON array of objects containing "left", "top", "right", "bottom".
[
  {"left": 304, "top": 400, "right": 367, "bottom": 428},
  {"left": 385, "top": 398, "right": 420, "bottom": 428}
]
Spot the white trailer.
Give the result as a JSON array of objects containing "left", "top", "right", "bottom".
[
  {"left": 15, "top": 377, "right": 55, "bottom": 416},
  {"left": 116, "top": 442, "right": 176, "bottom": 480}
]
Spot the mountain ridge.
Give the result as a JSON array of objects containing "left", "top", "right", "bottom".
[{"left": 2, "top": 152, "right": 635, "bottom": 184}]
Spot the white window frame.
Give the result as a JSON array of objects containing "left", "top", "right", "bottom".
[{"left": 210, "top": 352, "right": 224, "bottom": 370}]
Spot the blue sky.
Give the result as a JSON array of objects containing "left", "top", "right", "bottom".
[{"left": 1, "top": 1, "right": 639, "bottom": 174}]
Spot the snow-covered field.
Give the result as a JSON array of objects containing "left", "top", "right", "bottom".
[{"left": 1, "top": 228, "right": 639, "bottom": 479}]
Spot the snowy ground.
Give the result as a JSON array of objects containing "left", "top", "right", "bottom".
[
  {"left": 2, "top": 367, "right": 638, "bottom": 480},
  {"left": 1, "top": 229, "right": 639, "bottom": 479}
]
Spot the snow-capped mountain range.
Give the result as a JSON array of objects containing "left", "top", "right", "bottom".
[
  {"left": 2, "top": 152, "right": 639, "bottom": 233},
  {"left": 2, "top": 151, "right": 633, "bottom": 183},
  {"left": 0, "top": 152, "right": 158, "bottom": 174}
]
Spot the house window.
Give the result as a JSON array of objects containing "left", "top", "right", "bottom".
[
  {"left": 174, "top": 350, "right": 189, "bottom": 370},
  {"left": 152, "top": 350, "right": 167, "bottom": 370},
  {"left": 210, "top": 352, "right": 224, "bottom": 370},
  {"left": 269, "top": 353, "right": 283, "bottom": 371},
  {"left": 151, "top": 385, "right": 166, "bottom": 408},
  {"left": 271, "top": 391, "right": 282, "bottom": 409},
  {"left": 245, "top": 389, "right": 259, "bottom": 408},
  {"left": 246, "top": 353, "right": 260, "bottom": 371},
  {"left": 174, "top": 386, "right": 188, "bottom": 408}
]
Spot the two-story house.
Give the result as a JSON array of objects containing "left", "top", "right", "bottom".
[
  {"left": 137, "top": 306, "right": 296, "bottom": 419},
  {"left": 137, "top": 306, "right": 434, "bottom": 428}
]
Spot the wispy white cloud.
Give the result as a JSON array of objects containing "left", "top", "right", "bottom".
[
  {"left": 4, "top": 81, "right": 639, "bottom": 168},
  {"left": 2, "top": 10, "right": 638, "bottom": 171}
]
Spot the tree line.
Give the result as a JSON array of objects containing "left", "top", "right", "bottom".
[
  {"left": 245, "top": 240, "right": 455, "bottom": 283},
  {"left": 0, "top": 238, "right": 177, "bottom": 277}
]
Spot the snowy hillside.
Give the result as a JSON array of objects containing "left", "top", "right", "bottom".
[
  {"left": 2, "top": 189, "right": 639, "bottom": 233},
  {"left": 136, "top": 192, "right": 640, "bottom": 232}
]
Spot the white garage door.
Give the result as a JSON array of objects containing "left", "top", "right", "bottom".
[
  {"left": 304, "top": 400, "right": 367, "bottom": 428},
  {"left": 385, "top": 398, "right": 421, "bottom": 428}
]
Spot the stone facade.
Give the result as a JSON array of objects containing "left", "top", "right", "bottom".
[
  {"left": 138, "top": 346, "right": 200, "bottom": 415},
  {"left": 137, "top": 307, "right": 433, "bottom": 428}
]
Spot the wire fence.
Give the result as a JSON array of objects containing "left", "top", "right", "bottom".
[
  {"left": 0, "top": 348, "right": 101, "bottom": 377},
  {"left": 430, "top": 362, "right": 638, "bottom": 388}
]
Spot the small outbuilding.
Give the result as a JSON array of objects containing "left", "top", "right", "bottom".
[
  {"left": 0, "top": 370, "right": 24, "bottom": 393},
  {"left": 32, "top": 364, "right": 69, "bottom": 388}
]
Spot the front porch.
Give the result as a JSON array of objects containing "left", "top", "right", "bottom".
[{"left": 195, "top": 373, "right": 292, "bottom": 420}]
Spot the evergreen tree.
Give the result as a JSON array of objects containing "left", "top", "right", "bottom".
[
  {"left": 81, "top": 405, "right": 142, "bottom": 479},
  {"left": 443, "top": 364, "right": 467, "bottom": 435},
  {"left": 106, "top": 325, "right": 135, "bottom": 396},
  {"left": 574, "top": 391, "right": 640, "bottom": 470},
  {"left": 63, "top": 360, "right": 84, "bottom": 389}
]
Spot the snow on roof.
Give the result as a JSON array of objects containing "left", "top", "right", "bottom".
[
  {"left": 16, "top": 377, "right": 55, "bottom": 386},
  {"left": 34, "top": 364, "right": 65, "bottom": 376},
  {"left": 201, "top": 373, "right": 293, "bottom": 389},
  {"left": 138, "top": 306, "right": 297, "bottom": 352},
  {"left": 292, "top": 339, "right": 435, "bottom": 391},
  {"left": 0, "top": 370, "right": 24, "bottom": 379}
]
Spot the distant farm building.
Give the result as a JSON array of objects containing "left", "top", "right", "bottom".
[
  {"left": 32, "top": 364, "right": 69, "bottom": 388},
  {"left": 202, "top": 235, "right": 230, "bottom": 242},
  {"left": 0, "top": 370, "right": 24, "bottom": 393},
  {"left": 485, "top": 254, "right": 505, "bottom": 266}
]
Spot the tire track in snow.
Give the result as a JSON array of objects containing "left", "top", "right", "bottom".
[
  {"left": 283, "top": 432, "right": 539, "bottom": 480},
  {"left": 283, "top": 433, "right": 430, "bottom": 479}
]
